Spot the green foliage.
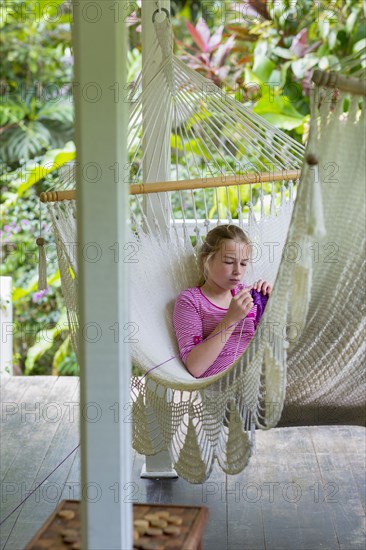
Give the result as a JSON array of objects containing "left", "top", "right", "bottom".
[
  {"left": 254, "top": 95, "right": 307, "bottom": 131},
  {"left": 1, "top": 2, "right": 74, "bottom": 166},
  {"left": 178, "top": 0, "right": 365, "bottom": 137},
  {"left": 209, "top": 185, "right": 252, "bottom": 219},
  {"left": 1, "top": 98, "right": 73, "bottom": 163},
  {"left": 52, "top": 336, "right": 79, "bottom": 376},
  {"left": 1, "top": 0, "right": 77, "bottom": 375},
  {"left": 24, "top": 310, "right": 68, "bottom": 374},
  {"left": 1, "top": 0, "right": 364, "bottom": 376}
]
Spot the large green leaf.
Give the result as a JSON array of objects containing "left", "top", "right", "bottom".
[
  {"left": 52, "top": 335, "right": 79, "bottom": 376},
  {"left": 25, "top": 310, "right": 68, "bottom": 374},
  {"left": 209, "top": 185, "right": 251, "bottom": 219},
  {"left": 15, "top": 143, "right": 75, "bottom": 196},
  {"left": 253, "top": 96, "right": 306, "bottom": 130},
  {"left": 291, "top": 55, "right": 319, "bottom": 79},
  {"left": 244, "top": 67, "right": 264, "bottom": 87},
  {"left": 52, "top": 335, "right": 71, "bottom": 371},
  {"left": 272, "top": 46, "right": 295, "bottom": 60},
  {"left": 171, "top": 134, "right": 210, "bottom": 159},
  {"left": 38, "top": 101, "right": 73, "bottom": 124},
  {"left": 252, "top": 42, "right": 276, "bottom": 82},
  {"left": 0, "top": 101, "right": 28, "bottom": 125}
]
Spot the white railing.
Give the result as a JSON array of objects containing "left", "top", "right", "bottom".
[{"left": 0, "top": 276, "right": 13, "bottom": 375}]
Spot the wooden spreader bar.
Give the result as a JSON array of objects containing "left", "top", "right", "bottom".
[
  {"left": 40, "top": 169, "right": 301, "bottom": 202},
  {"left": 312, "top": 69, "right": 366, "bottom": 97}
]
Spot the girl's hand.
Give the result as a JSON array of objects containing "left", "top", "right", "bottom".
[
  {"left": 225, "top": 287, "right": 254, "bottom": 325},
  {"left": 253, "top": 279, "right": 272, "bottom": 296}
]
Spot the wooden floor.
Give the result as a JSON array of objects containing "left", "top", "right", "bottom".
[{"left": 0, "top": 376, "right": 365, "bottom": 550}]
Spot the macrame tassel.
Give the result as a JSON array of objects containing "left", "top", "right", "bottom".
[
  {"left": 262, "top": 343, "right": 285, "bottom": 428},
  {"left": 260, "top": 190, "right": 265, "bottom": 219},
  {"left": 270, "top": 190, "right": 276, "bottom": 217},
  {"left": 250, "top": 418, "right": 256, "bottom": 454},
  {"left": 36, "top": 237, "right": 47, "bottom": 290},
  {"left": 247, "top": 202, "right": 256, "bottom": 228},
  {"left": 306, "top": 88, "right": 327, "bottom": 239},
  {"left": 306, "top": 153, "right": 327, "bottom": 238},
  {"left": 280, "top": 182, "right": 286, "bottom": 207},
  {"left": 289, "top": 180, "right": 294, "bottom": 204},
  {"left": 287, "top": 87, "right": 326, "bottom": 331},
  {"left": 289, "top": 244, "right": 313, "bottom": 332}
]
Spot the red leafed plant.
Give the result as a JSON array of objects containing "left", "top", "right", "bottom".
[{"left": 178, "top": 18, "right": 236, "bottom": 86}]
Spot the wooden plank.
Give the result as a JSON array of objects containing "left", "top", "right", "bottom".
[
  {"left": 161, "top": 461, "right": 228, "bottom": 550},
  {"left": 310, "top": 425, "right": 366, "bottom": 549},
  {"left": 1, "top": 381, "right": 365, "bottom": 550},
  {"left": 0, "top": 376, "right": 35, "bottom": 423},
  {"left": 0, "top": 375, "right": 11, "bottom": 391},
  {"left": 292, "top": 508, "right": 338, "bottom": 550},
  {"left": 1, "top": 377, "right": 58, "bottom": 480},
  {"left": 1, "top": 378, "right": 78, "bottom": 548},
  {"left": 227, "top": 506, "right": 265, "bottom": 550},
  {"left": 310, "top": 425, "right": 360, "bottom": 455},
  {"left": 0, "top": 375, "right": 32, "bottom": 434},
  {"left": 59, "top": 448, "right": 81, "bottom": 502},
  {"left": 2, "top": 523, "right": 44, "bottom": 550},
  {"left": 133, "top": 451, "right": 229, "bottom": 549},
  {"left": 227, "top": 426, "right": 358, "bottom": 550},
  {"left": 1, "top": 378, "right": 59, "bottom": 550},
  {"left": 248, "top": 445, "right": 300, "bottom": 549},
  {"left": 348, "top": 455, "right": 366, "bottom": 511},
  {"left": 0, "top": 509, "right": 22, "bottom": 550},
  {"left": 12, "top": 379, "right": 80, "bottom": 527},
  {"left": 315, "top": 464, "right": 366, "bottom": 549}
]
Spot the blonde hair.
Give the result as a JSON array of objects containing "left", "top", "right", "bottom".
[{"left": 197, "top": 224, "right": 252, "bottom": 286}]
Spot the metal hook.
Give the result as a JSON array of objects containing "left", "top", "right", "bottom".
[{"left": 152, "top": 7, "right": 170, "bottom": 23}]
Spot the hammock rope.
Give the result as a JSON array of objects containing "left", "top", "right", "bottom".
[{"left": 38, "top": 16, "right": 365, "bottom": 482}]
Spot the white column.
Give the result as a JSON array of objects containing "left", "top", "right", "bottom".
[
  {"left": 0, "top": 277, "right": 13, "bottom": 376},
  {"left": 140, "top": 0, "right": 177, "bottom": 478},
  {"left": 73, "top": 2, "right": 131, "bottom": 549}
]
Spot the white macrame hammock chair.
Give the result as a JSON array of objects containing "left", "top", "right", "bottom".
[{"left": 38, "top": 19, "right": 366, "bottom": 483}]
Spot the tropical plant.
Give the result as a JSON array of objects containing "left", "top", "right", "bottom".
[
  {"left": 0, "top": 0, "right": 74, "bottom": 166},
  {"left": 1, "top": 97, "right": 73, "bottom": 164},
  {"left": 1, "top": 0, "right": 364, "bottom": 376},
  {"left": 178, "top": 18, "right": 236, "bottom": 85}
]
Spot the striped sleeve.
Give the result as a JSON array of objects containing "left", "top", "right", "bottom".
[{"left": 173, "top": 291, "right": 203, "bottom": 364}]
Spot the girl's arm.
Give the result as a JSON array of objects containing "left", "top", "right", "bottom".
[
  {"left": 185, "top": 288, "right": 254, "bottom": 377},
  {"left": 185, "top": 318, "right": 237, "bottom": 377}
]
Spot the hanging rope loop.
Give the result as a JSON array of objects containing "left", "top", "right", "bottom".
[{"left": 152, "top": 7, "right": 169, "bottom": 23}]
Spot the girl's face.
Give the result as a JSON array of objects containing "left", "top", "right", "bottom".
[{"left": 204, "top": 239, "right": 250, "bottom": 291}]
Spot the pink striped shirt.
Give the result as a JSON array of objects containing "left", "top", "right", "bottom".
[{"left": 173, "top": 283, "right": 258, "bottom": 378}]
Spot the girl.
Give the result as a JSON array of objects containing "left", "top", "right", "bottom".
[{"left": 173, "top": 224, "right": 272, "bottom": 378}]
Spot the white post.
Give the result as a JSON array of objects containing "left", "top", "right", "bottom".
[
  {"left": 140, "top": 0, "right": 177, "bottom": 479},
  {"left": 73, "top": 2, "right": 131, "bottom": 549},
  {"left": 0, "top": 276, "right": 13, "bottom": 376},
  {"left": 142, "top": 0, "right": 171, "bottom": 235}
]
